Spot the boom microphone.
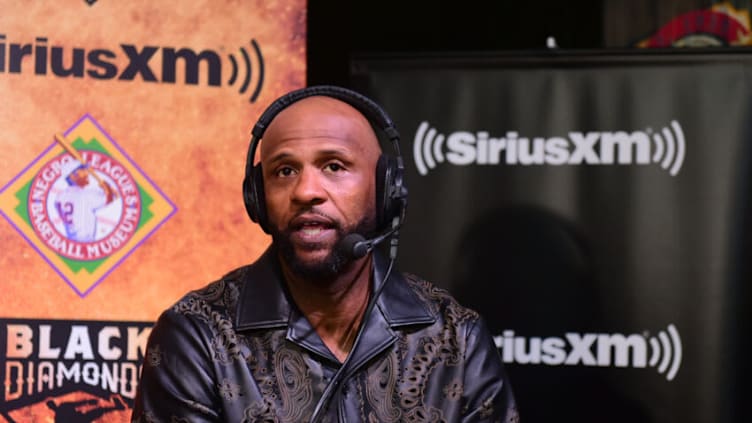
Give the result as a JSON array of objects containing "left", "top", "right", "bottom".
[
  {"left": 338, "top": 217, "right": 402, "bottom": 260},
  {"left": 339, "top": 234, "right": 370, "bottom": 259}
]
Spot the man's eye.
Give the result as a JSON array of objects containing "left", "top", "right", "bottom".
[
  {"left": 325, "top": 163, "right": 344, "bottom": 172},
  {"left": 276, "top": 167, "right": 295, "bottom": 177}
]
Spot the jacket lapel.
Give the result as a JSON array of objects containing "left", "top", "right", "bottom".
[
  {"left": 345, "top": 251, "right": 436, "bottom": 372},
  {"left": 235, "top": 248, "right": 289, "bottom": 330},
  {"left": 233, "top": 247, "right": 436, "bottom": 367}
]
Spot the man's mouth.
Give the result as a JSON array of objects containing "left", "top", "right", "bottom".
[
  {"left": 299, "top": 222, "right": 328, "bottom": 236},
  {"left": 289, "top": 217, "right": 338, "bottom": 245}
]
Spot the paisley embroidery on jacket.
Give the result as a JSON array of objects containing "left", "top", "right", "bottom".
[
  {"left": 443, "top": 378, "right": 463, "bottom": 401},
  {"left": 218, "top": 378, "right": 243, "bottom": 402},
  {"left": 210, "top": 315, "right": 243, "bottom": 364},
  {"left": 400, "top": 347, "right": 431, "bottom": 410},
  {"left": 174, "top": 281, "right": 244, "bottom": 364},
  {"left": 478, "top": 395, "right": 495, "bottom": 418},
  {"left": 274, "top": 348, "right": 314, "bottom": 422},
  {"left": 146, "top": 344, "right": 163, "bottom": 367},
  {"left": 404, "top": 274, "right": 479, "bottom": 323},
  {"left": 173, "top": 294, "right": 213, "bottom": 319},
  {"left": 245, "top": 332, "right": 276, "bottom": 371},
  {"left": 195, "top": 278, "right": 227, "bottom": 303},
  {"left": 365, "top": 350, "right": 402, "bottom": 421},
  {"left": 406, "top": 274, "right": 477, "bottom": 367},
  {"left": 397, "top": 274, "right": 479, "bottom": 416},
  {"left": 404, "top": 405, "right": 446, "bottom": 423},
  {"left": 223, "top": 279, "right": 241, "bottom": 310},
  {"left": 242, "top": 398, "right": 279, "bottom": 423},
  {"left": 245, "top": 332, "right": 282, "bottom": 405}
]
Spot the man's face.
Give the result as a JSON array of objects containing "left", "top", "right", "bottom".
[{"left": 260, "top": 96, "right": 382, "bottom": 279}]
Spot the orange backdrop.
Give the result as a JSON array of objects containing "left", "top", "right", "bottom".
[{"left": 0, "top": 1, "right": 305, "bottom": 420}]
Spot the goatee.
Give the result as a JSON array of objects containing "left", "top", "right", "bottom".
[{"left": 271, "top": 213, "right": 378, "bottom": 282}]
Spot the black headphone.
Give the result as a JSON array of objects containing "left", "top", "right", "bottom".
[{"left": 242, "top": 85, "right": 408, "bottom": 239}]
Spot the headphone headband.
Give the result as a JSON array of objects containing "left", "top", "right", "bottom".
[{"left": 251, "top": 85, "right": 400, "bottom": 144}]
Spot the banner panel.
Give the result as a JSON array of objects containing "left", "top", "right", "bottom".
[
  {"left": 353, "top": 52, "right": 751, "bottom": 423},
  {"left": 0, "top": 0, "right": 305, "bottom": 419}
]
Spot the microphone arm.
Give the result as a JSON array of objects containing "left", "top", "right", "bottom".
[
  {"left": 309, "top": 255, "right": 396, "bottom": 423},
  {"left": 310, "top": 217, "right": 401, "bottom": 422},
  {"left": 340, "top": 216, "right": 402, "bottom": 260}
]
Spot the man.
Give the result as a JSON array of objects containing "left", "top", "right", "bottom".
[
  {"left": 55, "top": 163, "right": 117, "bottom": 242},
  {"left": 132, "top": 86, "right": 518, "bottom": 422}
]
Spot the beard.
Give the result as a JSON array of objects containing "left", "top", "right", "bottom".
[{"left": 271, "top": 211, "right": 379, "bottom": 282}]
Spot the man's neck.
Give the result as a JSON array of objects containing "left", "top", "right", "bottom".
[{"left": 281, "top": 255, "right": 373, "bottom": 362}]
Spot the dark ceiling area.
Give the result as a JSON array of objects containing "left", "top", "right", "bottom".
[{"left": 307, "top": 1, "right": 603, "bottom": 86}]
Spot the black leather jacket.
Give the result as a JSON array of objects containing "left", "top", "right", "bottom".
[{"left": 132, "top": 248, "right": 518, "bottom": 422}]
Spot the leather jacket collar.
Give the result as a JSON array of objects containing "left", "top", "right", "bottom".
[
  {"left": 234, "top": 247, "right": 436, "bottom": 366},
  {"left": 235, "top": 247, "right": 435, "bottom": 331}
]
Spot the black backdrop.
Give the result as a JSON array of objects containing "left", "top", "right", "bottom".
[
  {"left": 307, "top": 3, "right": 751, "bottom": 421},
  {"left": 351, "top": 50, "right": 751, "bottom": 423}
]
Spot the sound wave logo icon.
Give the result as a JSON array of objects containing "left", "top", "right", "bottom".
[
  {"left": 650, "top": 121, "right": 686, "bottom": 177},
  {"left": 647, "top": 324, "right": 683, "bottom": 381},
  {"left": 413, "top": 121, "right": 686, "bottom": 176},
  {"left": 226, "top": 39, "right": 265, "bottom": 103},
  {"left": 494, "top": 323, "right": 683, "bottom": 381},
  {"left": 413, "top": 123, "right": 447, "bottom": 176}
]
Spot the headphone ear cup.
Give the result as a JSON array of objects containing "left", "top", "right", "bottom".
[
  {"left": 243, "top": 165, "right": 270, "bottom": 234},
  {"left": 376, "top": 154, "right": 402, "bottom": 229}
]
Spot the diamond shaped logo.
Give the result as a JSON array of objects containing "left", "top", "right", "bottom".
[{"left": 0, "top": 115, "right": 176, "bottom": 297}]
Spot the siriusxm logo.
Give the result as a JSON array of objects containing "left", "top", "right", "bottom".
[
  {"left": 494, "top": 324, "right": 682, "bottom": 381},
  {"left": 413, "top": 121, "right": 686, "bottom": 176},
  {"left": 0, "top": 34, "right": 265, "bottom": 102}
]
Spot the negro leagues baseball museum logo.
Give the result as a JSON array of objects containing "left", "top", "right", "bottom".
[
  {"left": 0, "top": 114, "right": 176, "bottom": 297},
  {"left": 413, "top": 120, "right": 686, "bottom": 176},
  {"left": 495, "top": 324, "right": 683, "bottom": 381}
]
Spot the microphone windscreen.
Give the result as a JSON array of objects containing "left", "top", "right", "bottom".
[{"left": 339, "top": 233, "right": 369, "bottom": 259}]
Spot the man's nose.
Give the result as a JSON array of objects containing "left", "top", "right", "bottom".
[{"left": 291, "top": 167, "right": 325, "bottom": 204}]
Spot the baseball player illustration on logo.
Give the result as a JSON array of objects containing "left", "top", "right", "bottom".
[
  {"left": 55, "top": 163, "right": 118, "bottom": 242},
  {"left": 52, "top": 133, "right": 120, "bottom": 243}
]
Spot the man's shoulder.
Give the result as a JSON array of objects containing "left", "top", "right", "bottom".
[
  {"left": 163, "top": 265, "right": 251, "bottom": 321},
  {"left": 400, "top": 272, "right": 480, "bottom": 323}
]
